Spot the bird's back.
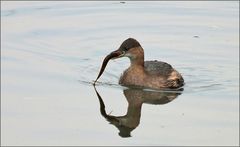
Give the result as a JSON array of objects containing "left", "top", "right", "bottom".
[
  {"left": 144, "top": 60, "right": 173, "bottom": 77},
  {"left": 144, "top": 60, "right": 184, "bottom": 89}
]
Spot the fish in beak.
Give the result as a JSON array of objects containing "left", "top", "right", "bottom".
[{"left": 94, "top": 49, "right": 125, "bottom": 84}]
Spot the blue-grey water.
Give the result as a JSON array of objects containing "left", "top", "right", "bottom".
[{"left": 1, "top": 1, "right": 239, "bottom": 146}]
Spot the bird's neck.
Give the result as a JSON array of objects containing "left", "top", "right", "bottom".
[{"left": 129, "top": 47, "right": 144, "bottom": 68}]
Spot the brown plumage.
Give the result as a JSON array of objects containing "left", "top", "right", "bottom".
[{"left": 95, "top": 38, "right": 184, "bottom": 89}]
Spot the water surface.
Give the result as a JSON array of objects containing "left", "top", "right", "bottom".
[{"left": 1, "top": 1, "right": 239, "bottom": 146}]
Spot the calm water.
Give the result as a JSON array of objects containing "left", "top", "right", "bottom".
[{"left": 1, "top": 1, "right": 239, "bottom": 146}]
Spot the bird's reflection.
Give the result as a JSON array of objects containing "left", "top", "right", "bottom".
[{"left": 94, "top": 86, "right": 183, "bottom": 138}]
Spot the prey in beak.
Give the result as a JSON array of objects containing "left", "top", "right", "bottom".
[
  {"left": 93, "top": 49, "right": 125, "bottom": 84},
  {"left": 93, "top": 38, "right": 141, "bottom": 85}
]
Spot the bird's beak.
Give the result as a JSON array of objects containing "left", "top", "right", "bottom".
[{"left": 109, "top": 49, "right": 125, "bottom": 60}]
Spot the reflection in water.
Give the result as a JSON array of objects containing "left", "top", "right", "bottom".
[{"left": 94, "top": 86, "right": 183, "bottom": 138}]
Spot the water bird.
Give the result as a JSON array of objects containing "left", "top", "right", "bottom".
[{"left": 94, "top": 38, "right": 184, "bottom": 89}]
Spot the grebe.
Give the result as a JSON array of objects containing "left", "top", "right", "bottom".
[{"left": 94, "top": 38, "right": 184, "bottom": 89}]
